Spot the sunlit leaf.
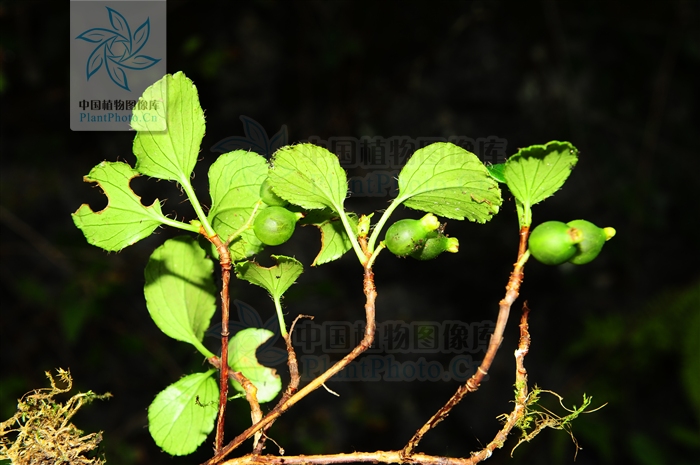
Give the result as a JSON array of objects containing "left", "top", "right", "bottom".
[
  {"left": 72, "top": 161, "right": 169, "bottom": 251},
  {"left": 234, "top": 255, "right": 303, "bottom": 301},
  {"left": 228, "top": 328, "right": 282, "bottom": 403},
  {"left": 504, "top": 141, "right": 579, "bottom": 207},
  {"left": 301, "top": 209, "right": 358, "bottom": 265},
  {"left": 144, "top": 236, "right": 216, "bottom": 358},
  {"left": 396, "top": 142, "right": 502, "bottom": 222},
  {"left": 148, "top": 371, "right": 218, "bottom": 456},
  {"left": 269, "top": 143, "right": 347, "bottom": 212},
  {"left": 132, "top": 72, "right": 205, "bottom": 180},
  {"left": 207, "top": 150, "right": 268, "bottom": 261}
]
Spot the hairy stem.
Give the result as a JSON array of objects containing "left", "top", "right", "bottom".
[
  {"left": 335, "top": 206, "right": 366, "bottom": 265},
  {"left": 401, "top": 226, "right": 530, "bottom": 457},
  {"left": 181, "top": 176, "right": 217, "bottom": 237},
  {"left": 226, "top": 200, "right": 263, "bottom": 245},
  {"left": 366, "top": 197, "right": 402, "bottom": 253}
]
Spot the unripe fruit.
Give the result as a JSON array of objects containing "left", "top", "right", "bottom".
[
  {"left": 384, "top": 213, "right": 441, "bottom": 257},
  {"left": 259, "top": 178, "right": 288, "bottom": 206},
  {"left": 566, "top": 220, "right": 616, "bottom": 265},
  {"left": 528, "top": 221, "right": 583, "bottom": 265},
  {"left": 410, "top": 232, "right": 459, "bottom": 261},
  {"left": 253, "top": 206, "right": 301, "bottom": 246}
]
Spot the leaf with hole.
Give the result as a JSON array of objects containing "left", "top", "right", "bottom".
[
  {"left": 72, "top": 161, "right": 171, "bottom": 251},
  {"left": 235, "top": 255, "right": 303, "bottom": 301},
  {"left": 228, "top": 328, "right": 283, "bottom": 403},
  {"left": 301, "top": 209, "right": 359, "bottom": 266}
]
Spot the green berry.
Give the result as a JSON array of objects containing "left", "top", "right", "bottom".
[
  {"left": 384, "top": 213, "right": 441, "bottom": 257},
  {"left": 259, "top": 178, "right": 288, "bottom": 206},
  {"left": 253, "top": 206, "right": 301, "bottom": 246},
  {"left": 566, "top": 220, "right": 616, "bottom": 265},
  {"left": 528, "top": 221, "right": 583, "bottom": 265},
  {"left": 410, "top": 232, "right": 459, "bottom": 261}
]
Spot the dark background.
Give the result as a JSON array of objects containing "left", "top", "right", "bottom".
[{"left": 1, "top": 1, "right": 699, "bottom": 464}]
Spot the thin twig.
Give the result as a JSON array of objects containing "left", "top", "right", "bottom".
[
  {"left": 208, "top": 357, "right": 261, "bottom": 422},
  {"left": 203, "top": 266, "right": 377, "bottom": 465},
  {"left": 217, "top": 305, "right": 534, "bottom": 465},
  {"left": 401, "top": 226, "right": 530, "bottom": 457},
  {"left": 253, "top": 314, "right": 312, "bottom": 454},
  {"left": 231, "top": 371, "right": 263, "bottom": 448},
  {"left": 466, "top": 302, "right": 532, "bottom": 463}
]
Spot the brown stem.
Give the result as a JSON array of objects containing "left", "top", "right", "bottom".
[
  {"left": 208, "top": 234, "right": 233, "bottom": 453},
  {"left": 253, "top": 314, "right": 310, "bottom": 454},
  {"left": 401, "top": 225, "right": 530, "bottom": 458},
  {"left": 209, "top": 353, "right": 263, "bottom": 447},
  {"left": 217, "top": 305, "right": 534, "bottom": 465},
  {"left": 231, "top": 371, "right": 263, "bottom": 448},
  {"left": 203, "top": 266, "right": 377, "bottom": 465}
]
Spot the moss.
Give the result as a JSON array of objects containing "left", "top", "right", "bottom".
[{"left": 0, "top": 368, "right": 111, "bottom": 465}]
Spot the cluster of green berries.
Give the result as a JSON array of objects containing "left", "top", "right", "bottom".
[
  {"left": 254, "top": 178, "right": 613, "bottom": 266},
  {"left": 528, "top": 220, "right": 616, "bottom": 265},
  {"left": 383, "top": 213, "right": 459, "bottom": 260}
]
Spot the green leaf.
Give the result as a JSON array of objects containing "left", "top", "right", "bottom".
[
  {"left": 132, "top": 72, "right": 205, "bottom": 182},
  {"left": 148, "top": 370, "right": 218, "bottom": 456},
  {"left": 396, "top": 142, "right": 502, "bottom": 222},
  {"left": 228, "top": 328, "right": 282, "bottom": 403},
  {"left": 301, "top": 209, "right": 358, "bottom": 266},
  {"left": 208, "top": 150, "right": 269, "bottom": 261},
  {"left": 144, "top": 236, "right": 216, "bottom": 358},
  {"left": 504, "top": 141, "right": 579, "bottom": 208},
  {"left": 268, "top": 143, "right": 347, "bottom": 211},
  {"left": 209, "top": 150, "right": 268, "bottom": 219},
  {"left": 72, "top": 161, "right": 170, "bottom": 251},
  {"left": 234, "top": 255, "right": 303, "bottom": 300},
  {"left": 487, "top": 163, "right": 506, "bottom": 183}
]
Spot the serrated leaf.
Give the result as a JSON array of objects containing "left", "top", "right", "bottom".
[
  {"left": 144, "top": 236, "right": 216, "bottom": 357},
  {"left": 234, "top": 255, "right": 303, "bottom": 300},
  {"left": 396, "top": 142, "right": 502, "bottom": 222},
  {"left": 301, "top": 209, "right": 358, "bottom": 266},
  {"left": 72, "top": 161, "right": 170, "bottom": 251},
  {"left": 228, "top": 328, "right": 282, "bottom": 403},
  {"left": 269, "top": 143, "right": 347, "bottom": 211},
  {"left": 503, "top": 141, "right": 579, "bottom": 207},
  {"left": 132, "top": 72, "right": 205, "bottom": 181},
  {"left": 207, "top": 150, "right": 269, "bottom": 261},
  {"left": 487, "top": 163, "right": 506, "bottom": 183},
  {"left": 148, "top": 370, "right": 218, "bottom": 456}
]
